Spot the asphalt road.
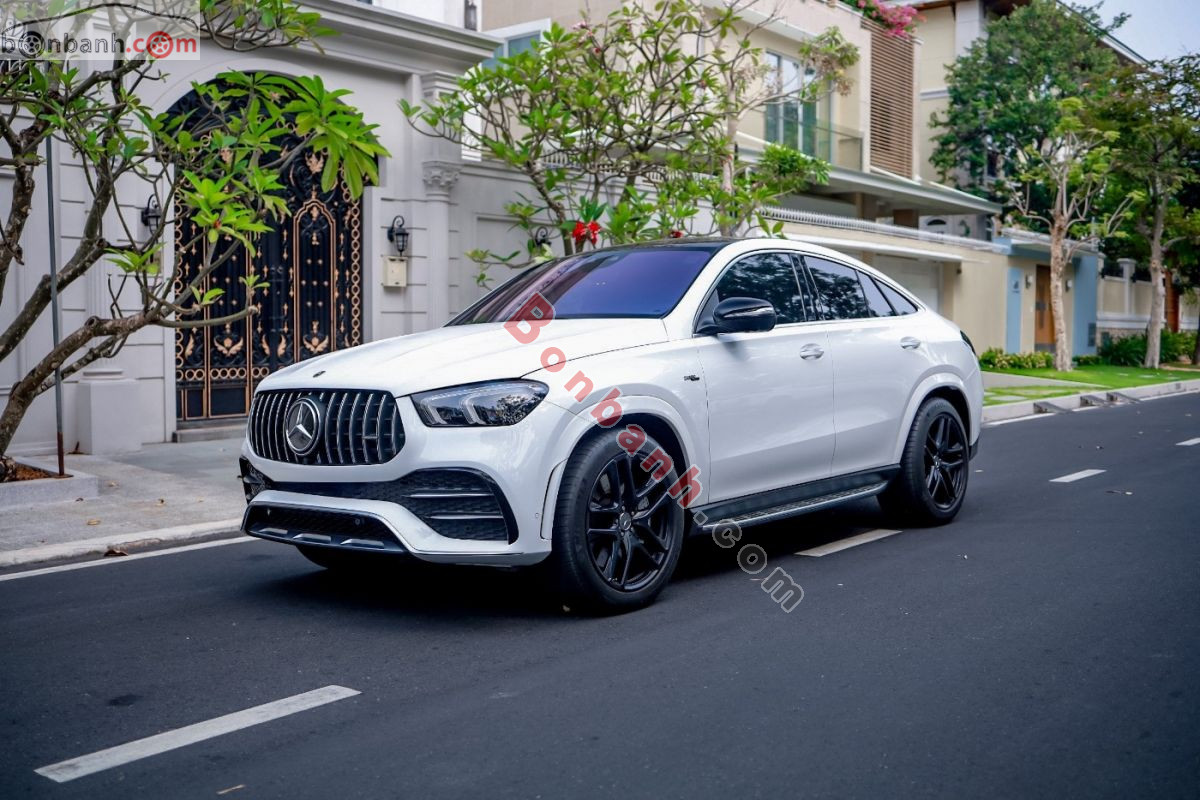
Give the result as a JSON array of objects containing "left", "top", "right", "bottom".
[{"left": 2, "top": 394, "right": 1199, "bottom": 799}]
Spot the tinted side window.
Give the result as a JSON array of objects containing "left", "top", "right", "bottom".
[
  {"left": 859, "top": 271, "right": 895, "bottom": 317},
  {"left": 713, "top": 252, "right": 807, "bottom": 324},
  {"left": 804, "top": 257, "right": 870, "bottom": 320},
  {"left": 875, "top": 279, "right": 919, "bottom": 315}
]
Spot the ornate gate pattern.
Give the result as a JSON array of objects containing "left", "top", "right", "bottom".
[{"left": 175, "top": 138, "right": 363, "bottom": 423}]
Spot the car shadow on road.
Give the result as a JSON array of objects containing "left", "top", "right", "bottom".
[{"left": 235, "top": 498, "right": 896, "bottom": 621}]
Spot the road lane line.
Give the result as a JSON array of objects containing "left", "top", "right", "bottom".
[
  {"left": 985, "top": 414, "right": 1056, "bottom": 427},
  {"left": 35, "top": 685, "right": 360, "bottom": 783},
  {"left": 796, "top": 529, "right": 901, "bottom": 557},
  {"left": 1049, "top": 469, "right": 1106, "bottom": 483},
  {"left": 1177, "top": 437, "right": 1200, "bottom": 447},
  {"left": 0, "top": 537, "right": 253, "bottom": 583}
]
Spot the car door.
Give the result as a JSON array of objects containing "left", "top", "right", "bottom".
[
  {"left": 694, "top": 251, "right": 834, "bottom": 503},
  {"left": 802, "top": 255, "right": 932, "bottom": 476}
]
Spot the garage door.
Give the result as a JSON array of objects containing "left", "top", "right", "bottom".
[{"left": 872, "top": 257, "right": 942, "bottom": 313}]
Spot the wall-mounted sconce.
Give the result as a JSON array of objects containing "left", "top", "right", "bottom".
[
  {"left": 141, "top": 196, "right": 162, "bottom": 230},
  {"left": 533, "top": 226, "right": 552, "bottom": 248},
  {"left": 464, "top": 0, "right": 478, "bottom": 30},
  {"left": 1012, "top": 279, "right": 1021, "bottom": 292},
  {"left": 1024, "top": 274, "right": 1033, "bottom": 289},
  {"left": 1066, "top": 279, "right": 1074, "bottom": 292},
  {"left": 386, "top": 215, "right": 409, "bottom": 255}
]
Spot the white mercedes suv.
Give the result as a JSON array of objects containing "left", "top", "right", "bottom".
[{"left": 240, "top": 239, "right": 982, "bottom": 611}]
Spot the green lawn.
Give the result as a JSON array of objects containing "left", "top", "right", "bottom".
[
  {"left": 983, "top": 385, "right": 1097, "bottom": 406},
  {"left": 984, "top": 364, "right": 1200, "bottom": 390}
]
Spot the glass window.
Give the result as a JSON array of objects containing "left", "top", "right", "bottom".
[
  {"left": 452, "top": 246, "right": 720, "bottom": 324},
  {"left": 859, "top": 272, "right": 895, "bottom": 317},
  {"left": 875, "top": 279, "right": 919, "bottom": 315},
  {"left": 804, "top": 257, "right": 870, "bottom": 320},
  {"left": 711, "top": 252, "right": 807, "bottom": 324}
]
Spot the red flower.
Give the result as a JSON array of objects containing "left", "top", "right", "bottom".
[
  {"left": 572, "top": 220, "right": 601, "bottom": 246},
  {"left": 668, "top": 229, "right": 683, "bottom": 238}
]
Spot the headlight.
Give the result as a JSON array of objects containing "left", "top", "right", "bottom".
[{"left": 413, "top": 380, "right": 548, "bottom": 427}]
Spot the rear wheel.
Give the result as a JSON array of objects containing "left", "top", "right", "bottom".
[
  {"left": 550, "top": 430, "right": 685, "bottom": 613},
  {"left": 879, "top": 397, "right": 969, "bottom": 526}
]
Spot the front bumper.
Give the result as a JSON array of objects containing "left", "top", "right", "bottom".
[{"left": 239, "top": 394, "right": 582, "bottom": 566}]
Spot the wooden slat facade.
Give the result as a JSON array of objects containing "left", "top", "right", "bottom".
[{"left": 868, "top": 26, "right": 915, "bottom": 176}]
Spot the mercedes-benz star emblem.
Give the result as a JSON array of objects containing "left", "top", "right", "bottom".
[{"left": 284, "top": 398, "right": 323, "bottom": 456}]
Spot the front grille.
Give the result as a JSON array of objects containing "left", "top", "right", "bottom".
[
  {"left": 243, "top": 505, "right": 406, "bottom": 553},
  {"left": 261, "top": 468, "right": 517, "bottom": 543},
  {"left": 249, "top": 389, "right": 404, "bottom": 465}
]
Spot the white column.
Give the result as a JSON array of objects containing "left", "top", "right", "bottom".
[{"left": 420, "top": 161, "right": 461, "bottom": 328}]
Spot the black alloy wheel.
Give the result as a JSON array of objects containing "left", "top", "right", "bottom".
[
  {"left": 923, "top": 412, "right": 967, "bottom": 510},
  {"left": 551, "top": 430, "right": 685, "bottom": 612}
]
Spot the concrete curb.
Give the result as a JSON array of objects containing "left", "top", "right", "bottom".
[
  {"left": 982, "top": 377, "right": 1200, "bottom": 423},
  {"left": 0, "top": 518, "right": 243, "bottom": 569}
]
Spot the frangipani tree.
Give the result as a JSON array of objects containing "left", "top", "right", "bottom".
[
  {"left": 0, "top": 0, "right": 387, "bottom": 475},
  {"left": 401, "top": 0, "right": 857, "bottom": 285},
  {"left": 1010, "top": 98, "right": 1131, "bottom": 371}
]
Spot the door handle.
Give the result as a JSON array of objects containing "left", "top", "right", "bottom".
[
  {"left": 900, "top": 337, "right": 921, "bottom": 350},
  {"left": 799, "top": 343, "right": 824, "bottom": 360}
]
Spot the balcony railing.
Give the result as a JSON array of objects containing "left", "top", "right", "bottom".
[{"left": 763, "top": 208, "right": 1010, "bottom": 254}]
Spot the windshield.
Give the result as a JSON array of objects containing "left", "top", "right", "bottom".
[{"left": 450, "top": 245, "right": 721, "bottom": 324}]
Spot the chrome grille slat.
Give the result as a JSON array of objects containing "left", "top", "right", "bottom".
[{"left": 248, "top": 388, "right": 403, "bottom": 465}]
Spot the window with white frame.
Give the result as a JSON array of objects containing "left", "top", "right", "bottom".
[{"left": 763, "top": 52, "right": 830, "bottom": 158}]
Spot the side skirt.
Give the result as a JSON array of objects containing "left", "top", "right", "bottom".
[{"left": 690, "top": 466, "right": 899, "bottom": 533}]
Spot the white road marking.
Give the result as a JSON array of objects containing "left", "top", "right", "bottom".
[
  {"left": 1049, "top": 469, "right": 1106, "bottom": 483},
  {"left": 1176, "top": 437, "right": 1200, "bottom": 447},
  {"left": 35, "top": 685, "right": 360, "bottom": 783},
  {"left": 796, "top": 528, "right": 901, "bottom": 557},
  {"left": 0, "top": 537, "right": 253, "bottom": 583}
]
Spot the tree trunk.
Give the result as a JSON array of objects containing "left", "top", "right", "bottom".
[
  {"left": 1143, "top": 202, "right": 1167, "bottom": 368},
  {"left": 1049, "top": 222, "right": 1072, "bottom": 372}
]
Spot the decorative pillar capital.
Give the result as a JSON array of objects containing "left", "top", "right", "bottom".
[{"left": 422, "top": 161, "right": 461, "bottom": 197}]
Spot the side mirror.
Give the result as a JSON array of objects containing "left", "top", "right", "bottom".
[{"left": 710, "top": 297, "right": 777, "bottom": 334}]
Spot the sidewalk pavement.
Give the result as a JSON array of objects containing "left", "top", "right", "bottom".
[
  {"left": 0, "top": 437, "right": 246, "bottom": 566},
  {"left": 3, "top": 376, "right": 1199, "bottom": 569}
]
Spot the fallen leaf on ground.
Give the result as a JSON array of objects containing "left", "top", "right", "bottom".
[
  {"left": 103, "top": 547, "right": 127, "bottom": 557},
  {"left": 156, "top": 498, "right": 165, "bottom": 505},
  {"left": 86, "top": 518, "right": 100, "bottom": 525}
]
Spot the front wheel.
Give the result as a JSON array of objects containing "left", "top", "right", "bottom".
[
  {"left": 879, "top": 397, "right": 970, "bottom": 526},
  {"left": 550, "top": 430, "right": 685, "bottom": 613}
]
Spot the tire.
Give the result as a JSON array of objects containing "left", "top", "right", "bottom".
[
  {"left": 879, "top": 397, "right": 970, "bottom": 526},
  {"left": 550, "top": 429, "right": 686, "bottom": 613}
]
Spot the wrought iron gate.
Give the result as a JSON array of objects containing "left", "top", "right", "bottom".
[{"left": 174, "top": 143, "right": 363, "bottom": 423}]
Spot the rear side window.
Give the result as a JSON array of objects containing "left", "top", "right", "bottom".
[
  {"left": 804, "top": 257, "right": 870, "bottom": 320},
  {"left": 859, "top": 273, "right": 896, "bottom": 317},
  {"left": 712, "top": 252, "right": 808, "bottom": 324},
  {"left": 875, "top": 279, "right": 919, "bottom": 315}
]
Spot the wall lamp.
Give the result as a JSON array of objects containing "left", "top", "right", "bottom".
[
  {"left": 1024, "top": 274, "right": 1033, "bottom": 289},
  {"left": 386, "top": 215, "right": 409, "bottom": 255},
  {"left": 141, "top": 196, "right": 162, "bottom": 230}
]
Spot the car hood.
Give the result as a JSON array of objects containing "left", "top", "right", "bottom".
[{"left": 258, "top": 318, "right": 669, "bottom": 396}]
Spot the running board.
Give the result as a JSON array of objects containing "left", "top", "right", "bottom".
[{"left": 697, "top": 481, "right": 889, "bottom": 531}]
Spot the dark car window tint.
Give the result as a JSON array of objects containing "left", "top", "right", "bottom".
[
  {"left": 859, "top": 271, "right": 896, "bottom": 317},
  {"left": 875, "top": 278, "right": 919, "bottom": 315},
  {"left": 451, "top": 246, "right": 718, "bottom": 324},
  {"left": 713, "top": 252, "right": 806, "bottom": 324},
  {"left": 805, "top": 257, "right": 870, "bottom": 320}
]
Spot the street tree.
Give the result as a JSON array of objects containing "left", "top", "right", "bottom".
[
  {"left": 401, "top": 0, "right": 858, "bottom": 285},
  {"left": 930, "top": 0, "right": 1122, "bottom": 211},
  {"left": 1010, "top": 98, "right": 1131, "bottom": 372},
  {"left": 0, "top": 1, "right": 387, "bottom": 477},
  {"left": 1099, "top": 56, "right": 1200, "bottom": 367}
]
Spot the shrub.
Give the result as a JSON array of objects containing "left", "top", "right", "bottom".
[
  {"left": 978, "top": 349, "right": 1054, "bottom": 370},
  {"left": 1074, "top": 354, "right": 1102, "bottom": 366},
  {"left": 1098, "top": 334, "right": 1145, "bottom": 366}
]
